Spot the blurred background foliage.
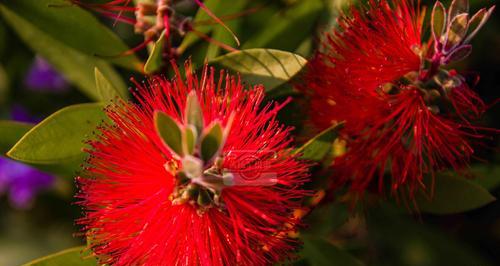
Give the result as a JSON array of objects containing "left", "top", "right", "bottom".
[{"left": 0, "top": 0, "right": 498, "bottom": 265}]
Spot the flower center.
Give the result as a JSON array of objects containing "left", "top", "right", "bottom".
[
  {"left": 154, "top": 91, "right": 235, "bottom": 214},
  {"left": 380, "top": 67, "right": 467, "bottom": 116},
  {"left": 167, "top": 155, "right": 236, "bottom": 214},
  {"left": 377, "top": 1, "right": 493, "bottom": 115}
]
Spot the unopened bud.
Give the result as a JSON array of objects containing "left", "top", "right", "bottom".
[
  {"left": 197, "top": 189, "right": 212, "bottom": 207},
  {"left": 424, "top": 89, "right": 441, "bottom": 103}
]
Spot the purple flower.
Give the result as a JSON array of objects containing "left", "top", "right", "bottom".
[
  {"left": 0, "top": 157, "right": 54, "bottom": 209},
  {"left": 0, "top": 105, "right": 55, "bottom": 209},
  {"left": 10, "top": 104, "right": 42, "bottom": 124},
  {"left": 25, "top": 57, "right": 69, "bottom": 92}
]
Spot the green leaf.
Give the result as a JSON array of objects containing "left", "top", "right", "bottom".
[
  {"left": 416, "top": 173, "right": 495, "bottom": 214},
  {"left": 0, "top": 120, "right": 32, "bottom": 154},
  {"left": 0, "top": 4, "right": 126, "bottom": 101},
  {"left": 1, "top": 0, "right": 141, "bottom": 70},
  {"left": 448, "top": 0, "right": 469, "bottom": 21},
  {"left": 32, "top": 157, "right": 83, "bottom": 178},
  {"left": 242, "top": 0, "right": 324, "bottom": 51},
  {"left": 446, "top": 13, "right": 469, "bottom": 48},
  {"left": 302, "top": 202, "right": 350, "bottom": 236},
  {"left": 144, "top": 30, "right": 166, "bottom": 74},
  {"left": 431, "top": 1, "right": 446, "bottom": 41},
  {"left": 368, "top": 204, "right": 494, "bottom": 266},
  {"left": 204, "top": 0, "right": 247, "bottom": 59},
  {"left": 469, "top": 164, "right": 500, "bottom": 191},
  {"left": 22, "top": 246, "right": 97, "bottom": 266},
  {"left": 183, "top": 126, "right": 197, "bottom": 155},
  {"left": 431, "top": 165, "right": 500, "bottom": 191},
  {"left": 301, "top": 236, "right": 364, "bottom": 266},
  {"left": 154, "top": 111, "right": 184, "bottom": 157},
  {"left": 210, "top": 48, "right": 307, "bottom": 91},
  {"left": 295, "top": 123, "right": 344, "bottom": 162},
  {"left": 7, "top": 103, "right": 106, "bottom": 164},
  {"left": 1, "top": 122, "right": 81, "bottom": 178},
  {"left": 185, "top": 91, "right": 204, "bottom": 134},
  {"left": 465, "top": 6, "right": 494, "bottom": 43},
  {"left": 200, "top": 122, "right": 223, "bottom": 162},
  {"left": 95, "top": 67, "right": 128, "bottom": 101},
  {"left": 295, "top": 37, "right": 314, "bottom": 58},
  {"left": 177, "top": 0, "right": 221, "bottom": 54},
  {"left": 445, "top": 44, "right": 471, "bottom": 63}
]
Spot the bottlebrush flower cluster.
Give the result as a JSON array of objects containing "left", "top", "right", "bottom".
[
  {"left": 77, "top": 63, "right": 309, "bottom": 265},
  {"left": 304, "top": 0, "right": 494, "bottom": 199},
  {"left": 72, "top": 0, "right": 496, "bottom": 264}
]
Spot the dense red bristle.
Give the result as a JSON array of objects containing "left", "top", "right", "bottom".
[
  {"left": 77, "top": 64, "right": 309, "bottom": 265},
  {"left": 334, "top": 89, "right": 480, "bottom": 196},
  {"left": 71, "top": 0, "right": 137, "bottom": 25},
  {"left": 306, "top": 0, "right": 423, "bottom": 132}
]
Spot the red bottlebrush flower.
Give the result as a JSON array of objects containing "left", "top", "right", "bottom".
[
  {"left": 77, "top": 63, "right": 309, "bottom": 265},
  {"left": 303, "top": 0, "right": 494, "bottom": 198}
]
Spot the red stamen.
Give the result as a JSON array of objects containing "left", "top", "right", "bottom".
[
  {"left": 191, "top": 29, "right": 238, "bottom": 53},
  {"left": 194, "top": 0, "right": 240, "bottom": 47},
  {"left": 96, "top": 37, "right": 154, "bottom": 59},
  {"left": 193, "top": 5, "right": 265, "bottom": 26}
]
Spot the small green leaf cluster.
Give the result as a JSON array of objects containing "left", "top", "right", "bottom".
[{"left": 154, "top": 92, "right": 230, "bottom": 212}]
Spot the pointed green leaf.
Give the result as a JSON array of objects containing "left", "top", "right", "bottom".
[
  {"left": 0, "top": 121, "right": 33, "bottom": 154},
  {"left": 204, "top": 0, "right": 247, "bottom": 60},
  {"left": 154, "top": 111, "right": 184, "bottom": 157},
  {"left": 242, "top": 0, "right": 324, "bottom": 52},
  {"left": 1, "top": 122, "right": 83, "bottom": 177},
  {"left": 183, "top": 126, "right": 197, "bottom": 155},
  {"left": 301, "top": 236, "right": 364, "bottom": 266},
  {"left": 465, "top": 6, "right": 495, "bottom": 43},
  {"left": 431, "top": 1, "right": 446, "bottom": 41},
  {"left": 416, "top": 173, "right": 495, "bottom": 214},
  {"left": 22, "top": 246, "right": 97, "bottom": 266},
  {"left": 0, "top": 4, "right": 126, "bottom": 100},
  {"left": 144, "top": 30, "right": 166, "bottom": 74},
  {"left": 200, "top": 122, "right": 223, "bottom": 162},
  {"left": 295, "top": 123, "right": 344, "bottom": 162},
  {"left": 1, "top": 0, "right": 141, "bottom": 71},
  {"left": 177, "top": 0, "right": 221, "bottom": 53},
  {"left": 32, "top": 157, "right": 83, "bottom": 178},
  {"left": 210, "top": 49, "right": 307, "bottom": 91},
  {"left": 470, "top": 164, "right": 500, "bottom": 191},
  {"left": 7, "top": 103, "right": 106, "bottom": 164},
  {"left": 302, "top": 202, "right": 350, "bottom": 236},
  {"left": 295, "top": 37, "right": 314, "bottom": 58},
  {"left": 432, "top": 165, "right": 500, "bottom": 192},
  {"left": 444, "top": 44, "right": 472, "bottom": 63},
  {"left": 448, "top": 0, "right": 469, "bottom": 22},
  {"left": 368, "top": 204, "right": 494, "bottom": 266},
  {"left": 95, "top": 67, "right": 128, "bottom": 102},
  {"left": 446, "top": 13, "right": 469, "bottom": 49},
  {"left": 185, "top": 91, "right": 204, "bottom": 134}
]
